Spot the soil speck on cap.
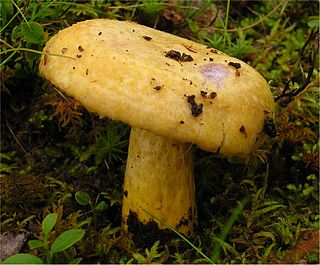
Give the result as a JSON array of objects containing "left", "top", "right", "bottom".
[
  {"left": 153, "top": 85, "right": 163, "bottom": 91},
  {"left": 180, "top": 53, "right": 193, "bottom": 62},
  {"left": 186, "top": 95, "right": 203, "bottom": 117},
  {"left": 165, "top": 50, "right": 181, "bottom": 60},
  {"left": 210, "top": 49, "right": 218, "bottom": 54},
  {"left": 200, "top": 91, "right": 208, "bottom": 98},
  {"left": 239, "top": 125, "right": 247, "bottom": 138},
  {"left": 228, "top": 61, "right": 241, "bottom": 69},
  {"left": 78, "top": 46, "right": 84, "bottom": 52},
  {"left": 61, "top": 47, "right": 67, "bottom": 54},
  {"left": 143, "top": 36, "right": 152, "bottom": 41},
  {"left": 208, "top": 92, "right": 217, "bottom": 99},
  {"left": 76, "top": 54, "right": 82, "bottom": 58},
  {"left": 165, "top": 50, "right": 193, "bottom": 62},
  {"left": 201, "top": 91, "right": 217, "bottom": 99}
]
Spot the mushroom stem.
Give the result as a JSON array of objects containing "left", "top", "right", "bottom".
[{"left": 122, "top": 127, "right": 196, "bottom": 246}]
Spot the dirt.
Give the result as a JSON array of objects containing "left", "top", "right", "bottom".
[
  {"left": 263, "top": 117, "right": 277, "bottom": 137},
  {"left": 228, "top": 61, "right": 241, "bottom": 69},
  {"left": 153, "top": 85, "right": 163, "bottom": 91},
  {"left": 200, "top": 91, "right": 217, "bottom": 99},
  {"left": 239, "top": 125, "right": 247, "bottom": 138},
  {"left": 165, "top": 50, "right": 193, "bottom": 62},
  {"left": 186, "top": 95, "right": 203, "bottom": 117},
  {"left": 142, "top": 35, "right": 152, "bottom": 41},
  {"left": 176, "top": 207, "right": 194, "bottom": 231},
  {"left": 126, "top": 210, "right": 174, "bottom": 249}
]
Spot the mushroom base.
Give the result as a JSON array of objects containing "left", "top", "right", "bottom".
[
  {"left": 122, "top": 127, "right": 196, "bottom": 247},
  {"left": 125, "top": 210, "right": 174, "bottom": 249}
]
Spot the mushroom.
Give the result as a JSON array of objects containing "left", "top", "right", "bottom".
[{"left": 39, "top": 19, "right": 275, "bottom": 247}]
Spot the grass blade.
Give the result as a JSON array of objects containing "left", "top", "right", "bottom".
[
  {"left": 142, "top": 208, "right": 214, "bottom": 264},
  {"left": 211, "top": 198, "right": 248, "bottom": 263}
]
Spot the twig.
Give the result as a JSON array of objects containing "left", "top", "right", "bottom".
[
  {"left": 0, "top": 39, "right": 15, "bottom": 49},
  {"left": 6, "top": 120, "right": 27, "bottom": 154},
  {"left": 51, "top": 85, "right": 69, "bottom": 102},
  {"left": 299, "top": 27, "right": 318, "bottom": 57},
  {"left": 274, "top": 29, "right": 319, "bottom": 105}
]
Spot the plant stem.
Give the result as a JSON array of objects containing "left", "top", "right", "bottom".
[
  {"left": 10, "top": 0, "right": 29, "bottom": 25},
  {"left": 43, "top": 234, "right": 52, "bottom": 264},
  {"left": 211, "top": 198, "right": 248, "bottom": 263},
  {"left": 0, "top": 11, "right": 19, "bottom": 34},
  {"left": 223, "top": 0, "right": 231, "bottom": 46}
]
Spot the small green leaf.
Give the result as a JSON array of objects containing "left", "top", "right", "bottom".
[
  {"left": 263, "top": 242, "right": 276, "bottom": 258},
  {"left": 28, "top": 239, "right": 44, "bottom": 249},
  {"left": 146, "top": 240, "right": 162, "bottom": 259},
  {"left": 132, "top": 253, "right": 146, "bottom": 263},
  {"left": 212, "top": 237, "right": 239, "bottom": 257},
  {"left": 253, "top": 231, "right": 276, "bottom": 242},
  {"left": 254, "top": 204, "right": 286, "bottom": 217},
  {"left": 50, "top": 229, "right": 85, "bottom": 254},
  {"left": 21, "top": 22, "right": 44, "bottom": 44},
  {"left": 140, "top": 0, "right": 165, "bottom": 15},
  {"left": 286, "top": 184, "right": 296, "bottom": 191},
  {"left": 18, "top": 165, "right": 32, "bottom": 175},
  {"left": 75, "top": 191, "right": 91, "bottom": 206},
  {"left": 302, "top": 186, "right": 315, "bottom": 196},
  {"left": 0, "top": 163, "right": 15, "bottom": 173},
  {"left": 0, "top": 152, "right": 15, "bottom": 161},
  {"left": 0, "top": 1, "right": 14, "bottom": 27},
  {"left": 188, "top": 20, "right": 199, "bottom": 32},
  {"left": 307, "top": 174, "right": 317, "bottom": 181},
  {"left": 308, "top": 17, "right": 319, "bottom": 28},
  {"left": 1, "top": 253, "right": 43, "bottom": 264},
  {"left": 69, "top": 257, "right": 83, "bottom": 264},
  {"left": 95, "top": 201, "right": 108, "bottom": 212},
  {"left": 42, "top": 213, "right": 57, "bottom": 236}
]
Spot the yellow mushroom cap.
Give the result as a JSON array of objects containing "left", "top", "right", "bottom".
[{"left": 39, "top": 19, "right": 274, "bottom": 156}]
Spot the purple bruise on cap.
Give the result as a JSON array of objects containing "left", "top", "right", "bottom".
[{"left": 200, "top": 63, "right": 228, "bottom": 88}]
